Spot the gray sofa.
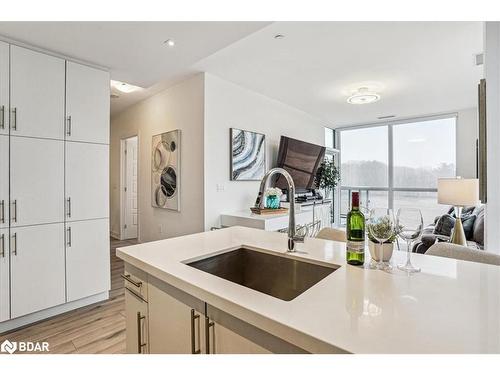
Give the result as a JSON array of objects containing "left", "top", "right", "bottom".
[{"left": 413, "top": 205, "right": 484, "bottom": 254}]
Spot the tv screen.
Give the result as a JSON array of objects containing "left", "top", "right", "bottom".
[{"left": 275, "top": 136, "right": 326, "bottom": 191}]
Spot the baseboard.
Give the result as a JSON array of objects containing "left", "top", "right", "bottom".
[
  {"left": 110, "top": 231, "right": 121, "bottom": 240},
  {"left": 0, "top": 291, "right": 109, "bottom": 334}
]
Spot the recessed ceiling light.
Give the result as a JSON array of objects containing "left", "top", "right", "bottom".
[
  {"left": 347, "top": 87, "right": 380, "bottom": 105},
  {"left": 274, "top": 34, "right": 285, "bottom": 39},
  {"left": 164, "top": 39, "right": 175, "bottom": 47},
  {"left": 110, "top": 80, "right": 143, "bottom": 94}
]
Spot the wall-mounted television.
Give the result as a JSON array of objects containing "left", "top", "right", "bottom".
[{"left": 274, "top": 136, "right": 326, "bottom": 192}]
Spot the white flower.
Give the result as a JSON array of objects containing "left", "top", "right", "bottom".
[{"left": 264, "top": 187, "right": 283, "bottom": 197}]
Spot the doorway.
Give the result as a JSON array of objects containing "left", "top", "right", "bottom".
[{"left": 120, "top": 136, "right": 138, "bottom": 240}]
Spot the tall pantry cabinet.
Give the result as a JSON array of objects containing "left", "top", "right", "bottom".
[{"left": 0, "top": 40, "right": 110, "bottom": 329}]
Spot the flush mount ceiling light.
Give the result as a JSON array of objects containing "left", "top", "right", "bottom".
[
  {"left": 347, "top": 87, "right": 381, "bottom": 104},
  {"left": 164, "top": 39, "right": 175, "bottom": 47},
  {"left": 111, "top": 80, "right": 143, "bottom": 94}
]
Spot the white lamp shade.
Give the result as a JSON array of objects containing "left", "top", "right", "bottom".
[{"left": 437, "top": 178, "right": 480, "bottom": 206}]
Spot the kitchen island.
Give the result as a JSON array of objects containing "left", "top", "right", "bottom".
[{"left": 117, "top": 226, "right": 500, "bottom": 354}]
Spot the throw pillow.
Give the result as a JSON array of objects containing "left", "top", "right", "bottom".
[
  {"left": 462, "top": 214, "right": 477, "bottom": 240},
  {"left": 433, "top": 213, "right": 477, "bottom": 240},
  {"left": 433, "top": 214, "right": 455, "bottom": 237}
]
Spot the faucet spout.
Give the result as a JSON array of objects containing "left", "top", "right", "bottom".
[{"left": 254, "top": 167, "right": 305, "bottom": 252}]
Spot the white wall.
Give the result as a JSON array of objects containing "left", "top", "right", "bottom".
[
  {"left": 484, "top": 22, "right": 500, "bottom": 253},
  {"left": 456, "top": 107, "right": 479, "bottom": 178},
  {"left": 110, "top": 74, "right": 205, "bottom": 243},
  {"left": 203, "top": 73, "right": 327, "bottom": 230}
]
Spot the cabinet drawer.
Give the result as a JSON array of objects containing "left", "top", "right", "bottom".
[{"left": 123, "top": 263, "right": 148, "bottom": 301}]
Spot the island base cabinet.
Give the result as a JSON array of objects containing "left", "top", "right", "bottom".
[
  {"left": 207, "top": 320, "right": 271, "bottom": 354},
  {"left": 125, "top": 288, "right": 149, "bottom": 354},
  {"left": 148, "top": 281, "right": 205, "bottom": 354}
]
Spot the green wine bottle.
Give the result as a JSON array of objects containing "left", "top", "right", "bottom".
[{"left": 346, "top": 192, "right": 365, "bottom": 266}]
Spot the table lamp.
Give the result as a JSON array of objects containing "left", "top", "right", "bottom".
[{"left": 437, "top": 178, "right": 480, "bottom": 246}]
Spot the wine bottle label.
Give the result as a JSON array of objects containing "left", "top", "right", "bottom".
[{"left": 347, "top": 240, "right": 365, "bottom": 252}]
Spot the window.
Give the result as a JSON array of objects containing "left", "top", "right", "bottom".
[
  {"left": 393, "top": 118, "right": 456, "bottom": 189},
  {"left": 324, "top": 127, "right": 335, "bottom": 149},
  {"left": 338, "top": 115, "right": 456, "bottom": 225},
  {"left": 340, "top": 126, "right": 388, "bottom": 188}
]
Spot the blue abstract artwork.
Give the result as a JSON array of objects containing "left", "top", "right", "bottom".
[{"left": 230, "top": 128, "right": 266, "bottom": 181}]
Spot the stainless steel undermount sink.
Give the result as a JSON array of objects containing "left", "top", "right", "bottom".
[{"left": 186, "top": 247, "right": 339, "bottom": 301}]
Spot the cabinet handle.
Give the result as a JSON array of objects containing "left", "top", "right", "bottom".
[
  {"left": 11, "top": 200, "right": 17, "bottom": 223},
  {"left": 121, "top": 273, "right": 142, "bottom": 288},
  {"left": 66, "top": 197, "right": 71, "bottom": 218},
  {"left": 190, "top": 309, "right": 201, "bottom": 354},
  {"left": 11, "top": 233, "right": 17, "bottom": 256},
  {"left": 66, "top": 116, "right": 72, "bottom": 136},
  {"left": 10, "top": 107, "right": 17, "bottom": 130},
  {"left": 0, "top": 234, "right": 4, "bottom": 258},
  {"left": 136, "top": 312, "right": 147, "bottom": 354},
  {"left": 0, "top": 200, "right": 4, "bottom": 224},
  {"left": 0, "top": 105, "right": 4, "bottom": 129},
  {"left": 66, "top": 227, "right": 72, "bottom": 247},
  {"left": 205, "top": 317, "right": 215, "bottom": 354}
]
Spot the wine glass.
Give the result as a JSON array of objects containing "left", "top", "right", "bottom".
[
  {"left": 396, "top": 208, "right": 423, "bottom": 273},
  {"left": 368, "top": 208, "right": 396, "bottom": 271}
]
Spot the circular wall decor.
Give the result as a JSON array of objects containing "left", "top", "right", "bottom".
[{"left": 160, "top": 166, "right": 177, "bottom": 198}]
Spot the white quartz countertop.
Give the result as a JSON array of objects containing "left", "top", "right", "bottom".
[{"left": 117, "top": 226, "right": 500, "bottom": 354}]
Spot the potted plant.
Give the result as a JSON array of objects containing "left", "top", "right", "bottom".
[
  {"left": 367, "top": 218, "right": 399, "bottom": 262},
  {"left": 264, "top": 187, "right": 283, "bottom": 209},
  {"left": 314, "top": 159, "right": 340, "bottom": 199}
]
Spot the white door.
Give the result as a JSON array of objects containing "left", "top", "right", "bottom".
[
  {"left": 123, "top": 136, "right": 138, "bottom": 239},
  {"left": 65, "top": 142, "right": 109, "bottom": 222},
  {"left": 0, "top": 41, "right": 8, "bottom": 136},
  {"left": 10, "top": 45, "right": 65, "bottom": 139},
  {"left": 10, "top": 137, "right": 64, "bottom": 227},
  {"left": 10, "top": 223, "right": 65, "bottom": 318},
  {"left": 65, "top": 218, "right": 110, "bottom": 302},
  {"left": 66, "top": 61, "right": 110, "bottom": 144},
  {"left": 125, "top": 288, "right": 149, "bottom": 354},
  {"left": 0, "top": 227, "right": 9, "bottom": 322},
  {"left": 0, "top": 135, "right": 8, "bottom": 228}
]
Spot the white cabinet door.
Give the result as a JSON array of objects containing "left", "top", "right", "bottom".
[
  {"left": 148, "top": 282, "right": 205, "bottom": 354},
  {"left": 0, "top": 227, "right": 9, "bottom": 322},
  {"left": 66, "top": 62, "right": 110, "bottom": 144},
  {"left": 66, "top": 142, "right": 109, "bottom": 222},
  {"left": 0, "top": 41, "right": 8, "bottom": 136},
  {"left": 10, "top": 137, "right": 64, "bottom": 227},
  {"left": 0, "top": 135, "right": 8, "bottom": 228},
  {"left": 125, "top": 288, "right": 149, "bottom": 354},
  {"left": 10, "top": 223, "right": 65, "bottom": 318},
  {"left": 65, "top": 218, "right": 110, "bottom": 302},
  {"left": 10, "top": 45, "right": 65, "bottom": 140}
]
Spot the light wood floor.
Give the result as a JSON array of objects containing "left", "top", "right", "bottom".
[{"left": 0, "top": 238, "right": 137, "bottom": 354}]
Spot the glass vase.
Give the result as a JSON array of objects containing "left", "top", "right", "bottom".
[{"left": 266, "top": 195, "right": 280, "bottom": 209}]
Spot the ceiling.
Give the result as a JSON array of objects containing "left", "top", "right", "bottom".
[
  {"left": 0, "top": 22, "right": 483, "bottom": 124},
  {"left": 195, "top": 21, "right": 484, "bottom": 126},
  {"left": 0, "top": 21, "right": 271, "bottom": 115}
]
